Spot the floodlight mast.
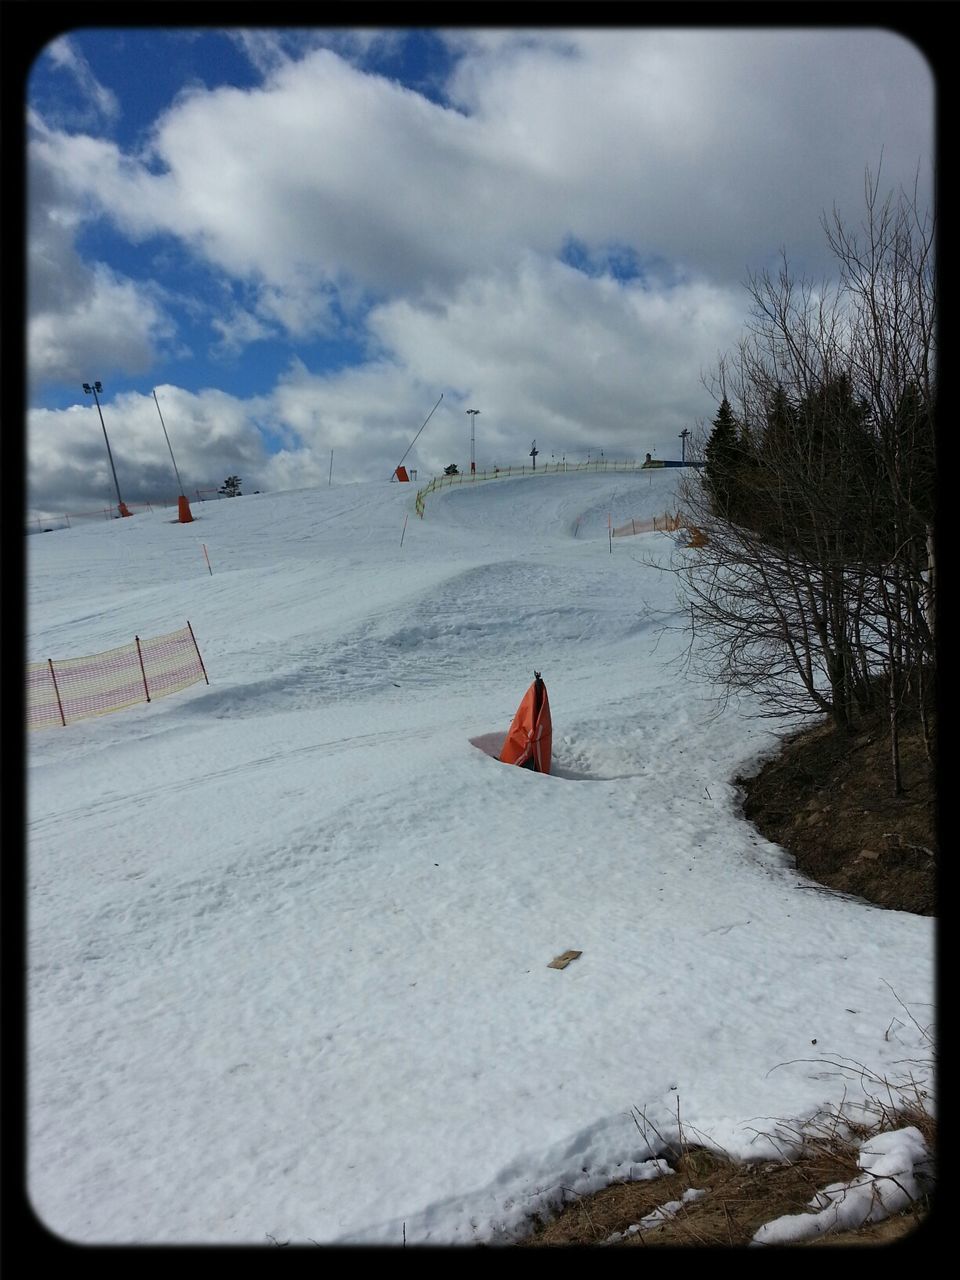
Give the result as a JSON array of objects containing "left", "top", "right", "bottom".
[
  {"left": 83, "top": 381, "right": 131, "bottom": 516},
  {"left": 466, "top": 408, "right": 479, "bottom": 474}
]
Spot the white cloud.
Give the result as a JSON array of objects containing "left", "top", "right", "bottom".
[
  {"left": 30, "top": 30, "right": 933, "bottom": 315},
  {"left": 254, "top": 280, "right": 338, "bottom": 340},
  {"left": 25, "top": 27, "right": 935, "bottom": 515},
  {"left": 364, "top": 254, "right": 745, "bottom": 462},
  {"left": 27, "top": 132, "right": 176, "bottom": 390},
  {"left": 28, "top": 256, "right": 173, "bottom": 392},
  {"left": 267, "top": 356, "right": 445, "bottom": 466},
  {"left": 227, "top": 27, "right": 406, "bottom": 77},
  {"left": 439, "top": 28, "right": 934, "bottom": 279},
  {"left": 210, "top": 308, "right": 276, "bottom": 355},
  {"left": 27, "top": 387, "right": 272, "bottom": 518},
  {"left": 43, "top": 34, "right": 121, "bottom": 126}
]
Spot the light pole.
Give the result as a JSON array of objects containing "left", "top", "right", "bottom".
[
  {"left": 82, "top": 381, "right": 131, "bottom": 517},
  {"left": 466, "top": 408, "right": 479, "bottom": 474}
]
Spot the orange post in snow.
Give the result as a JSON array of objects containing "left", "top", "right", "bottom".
[{"left": 177, "top": 495, "right": 194, "bottom": 522}]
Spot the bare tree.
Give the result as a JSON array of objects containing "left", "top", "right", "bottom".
[{"left": 677, "top": 168, "right": 936, "bottom": 792}]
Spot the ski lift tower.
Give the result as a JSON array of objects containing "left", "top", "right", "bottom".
[{"left": 530, "top": 439, "right": 539, "bottom": 469}]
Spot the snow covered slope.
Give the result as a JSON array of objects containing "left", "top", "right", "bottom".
[{"left": 26, "top": 466, "right": 934, "bottom": 1244}]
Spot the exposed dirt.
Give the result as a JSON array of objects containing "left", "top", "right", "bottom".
[
  {"left": 736, "top": 708, "right": 937, "bottom": 917},
  {"left": 512, "top": 708, "right": 938, "bottom": 1249}
]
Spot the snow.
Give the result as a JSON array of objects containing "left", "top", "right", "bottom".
[
  {"left": 752, "top": 1126, "right": 933, "bottom": 1245},
  {"left": 26, "top": 466, "right": 934, "bottom": 1245}
]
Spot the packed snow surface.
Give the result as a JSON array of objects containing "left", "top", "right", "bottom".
[{"left": 26, "top": 467, "right": 934, "bottom": 1244}]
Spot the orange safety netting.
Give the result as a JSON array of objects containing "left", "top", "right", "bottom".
[
  {"left": 611, "top": 512, "right": 684, "bottom": 538},
  {"left": 27, "top": 624, "right": 208, "bottom": 730}
]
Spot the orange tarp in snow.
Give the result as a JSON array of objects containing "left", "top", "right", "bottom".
[{"left": 499, "top": 673, "right": 552, "bottom": 774}]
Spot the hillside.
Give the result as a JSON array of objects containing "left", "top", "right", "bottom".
[{"left": 25, "top": 467, "right": 934, "bottom": 1246}]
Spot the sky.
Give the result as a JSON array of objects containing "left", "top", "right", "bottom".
[
  {"left": 23, "top": 466, "right": 934, "bottom": 1246},
  {"left": 18, "top": 20, "right": 936, "bottom": 520}
]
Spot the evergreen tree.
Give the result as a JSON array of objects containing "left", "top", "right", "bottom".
[
  {"left": 219, "top": 475, "right": 242, "bottom": 497},
  {"left": 762, "top": 384, "right": 797, "bottom": 459},
  {"left": 703, "top": 398, "right": 750, "bottom": 519}
]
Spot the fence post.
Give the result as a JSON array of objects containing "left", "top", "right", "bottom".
[
  {"left": 48, "top": 658, "right": 67, "bottom": 726},
  {"left": 135, "top": 636, "right": 151, "bottom": 702},
  {"left": 186, "top": 620, "right": 210, "bottom": 684}
]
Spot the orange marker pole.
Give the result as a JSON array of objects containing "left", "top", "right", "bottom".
[
  {"left": 202, "top": 543, "right": 213, "bottom": 575},
  {"left": 400, "top": 514, "right": 408, "bottom": 547}
]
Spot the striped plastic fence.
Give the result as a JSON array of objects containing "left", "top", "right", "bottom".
[
  {"left": 611, "top": 512, "right": 684, "bottom": 538},
  {"left": 27, "top": 623, "right": 209, "bottom": 730}
]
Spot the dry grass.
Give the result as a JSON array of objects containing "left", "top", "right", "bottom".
[{"left": 515, "top": 1090, "right": 934, "bottom": 1248}]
